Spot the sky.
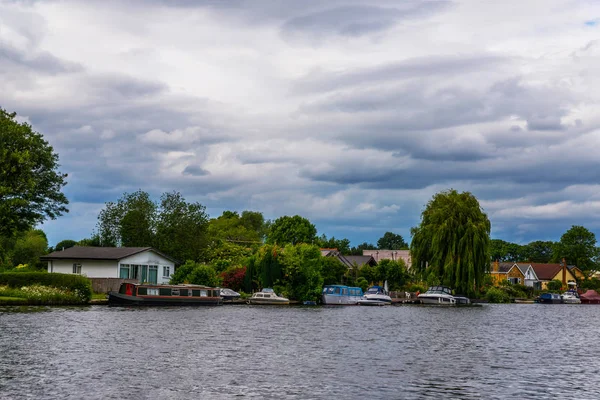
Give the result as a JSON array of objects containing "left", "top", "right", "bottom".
[{"left": 2, "top": 0, "right": 600, "bottom": 249}]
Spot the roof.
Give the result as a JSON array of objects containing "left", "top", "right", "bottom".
[
  {"left": 337, "top": 255, "right": 377, "bottom": 268},
  {"left": 514, "top": 263, "right": 538, "bottom": 279},
  {"left": 41, "top": 246, "right": 178, "bottom": 263},
  {"left": 529, "top": 263, "right": 564, "bottom": 280},
  {"left": 490, "top": 262, "right": 516, "bottom": 274},
  {"left": 321, "top": 249, "right": 339, "bottom": 257}
]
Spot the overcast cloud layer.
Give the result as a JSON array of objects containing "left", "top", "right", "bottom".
[{"left": 2, "top": 0, "right": 600, "bottom": 247}]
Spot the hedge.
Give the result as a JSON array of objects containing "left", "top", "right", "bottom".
[{"left": 0, "top": 272, "right": 92, "bottom": 302}]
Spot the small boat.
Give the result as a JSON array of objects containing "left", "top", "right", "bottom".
[
  {"left": 322, "top": 285, "right": 364, "bottom": 305},
  {"left": 561, "top": 290, "right": 581, "bottom": 304},
  {"left": 535, "top": 293, "right": 562, "bottom": 304},
  {"left": 247, "top": 288, "right": 289, "bottom": 305},
  {"left": 220, "top": 288, "right": 241, "bottom": 301},
  {"left": 108, "top": 283, "right": 222, "bottom": 306},
  {"left": 358, "top": 282, "right": 392, "bottom": 306},
  {"left": 417, "top": 286, "right": 470, "bottom": 305}
]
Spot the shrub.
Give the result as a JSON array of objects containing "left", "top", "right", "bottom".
[
  {"left": 546, "top": 279, "right": 563, "bottom": 292},
  {"left": 485, "top": 287, "right": 510, "bottom": 303},
  {"left": 220, "top": 266, "right": 246, "bottom": 291},
  {"left": 0, "top": 272, "right": 92, "bottom": 302}
]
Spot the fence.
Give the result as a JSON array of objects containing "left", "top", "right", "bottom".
[{"left": 89, "top": 278, "right": 137, "bottom": 293}]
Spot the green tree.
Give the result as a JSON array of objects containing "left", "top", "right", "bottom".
[
  {"left": 321, "top": 256, "right": 348, "bottom": 285},
  {"left": 410, "top": 189, "right": 490, "bottom": 296},
  {"left": 155, "top": 191, "right": 209, "bottom": 263},
  {"left": 280, "top": 243, "right": 324, "bottom": 302},
  {"left": 317, "top": 234, "right": 351, "bottom": 254},
  {"left": 349, "top": 242, "right": 377, "bottom": 255},
  {"left": 266, "top": 215, "right": 317, "bottom": 245},
  {"left": 523, "top": 240, "right": 555, "bottom": 263},
  {"left": 0, "top": 109, "right": 68, "bottom": 236},
  {"left": 169, "top": 260, "right": 220, "bottom": 286},
  {"left": 54, "top": 239, "right": 78, "bottom": 251},
  {"left": 376, "top": 259, "right": 409, "bottom": 291},
  {"left": 207, "top": 210, "right": 265, "bottom": 245},
  {"left": 489, "top": 239, "right": 526, "bottom": 262},
  {"left": 11, "top": 229, "right": 48, "bottom": 268},
  {"left": 554, "top": 225, "right": 598, "bottom": 271},
  {"left": 377, "top": 232, "right": 408, "bottom": 250}
]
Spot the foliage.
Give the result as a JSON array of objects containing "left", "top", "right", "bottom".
[
  {"left": 203, "top": 241, "right": 253, "bottom": 272},
  {"left": 375, "top": 259, "right": 409, "bottom": 291},
  {"left": 523, "top": 241, "right": 555, "bottom": 263},
  {"left": 490, "top": 239, "right": 526, "bottom": 262},
  {"left": 0, "top": 284, "right": 88, "bottom": 304},
  {"left": 11, "top": 229, "right": 48, "bottom": 269},
  {"left": 411, "top": 189, "right": 491, "bottom": 296},
  {"left": 377, "top": 232, "right": 408, "bottom": 250},
  {"left": 317, "top": 234, "right": 351, "bottom": 254},
  {"left": 579, "top": 278, "right": 600, "bottom": 291},
  {"left": 554, "top": 225, "right": 598, "bottom": 271},
  {"left": 54, "top": 239, "right": 78, "bottom": 251},
  {"left": 78, "top": 233, "right": 102, "bottom": 247},
  {"left": 207, "top": 210, "right": 266, "bottom": 245},
  {"left": 355, "top": 277, "right": 368, "bottom": 292},
  {"left": 321, "top": 256, "right": 348, "bottom": 285},
  {"left": 546, "top": 279, "right": 563, "bottom": 291},
  {"left": 0, "top": 109, "right": 69, "bottom": 237},
  {"left": 266, "top": 215, "right": 317, "bottom": 246},
  {"left": 485, "top": 287, "right": 510, "bottom": 303},
  {"left": 255, "top": 244, "right": 284, "bottom": 289},
  {"left": 169, "top": 260, "right": 220, "bottom": 286},
  {"left": 348, "top": 242, "right": 377, "bottom": 255},
  {"left": 220, "top": 266, "right": 246, "bottom": 292},
  {"left": 279, "top": 243, "right": 323, "bottom": 302},
  {"left": 0, "top": 272, "right": 92, "bottom": 302}
]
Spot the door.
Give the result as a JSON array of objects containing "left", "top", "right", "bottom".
[{"left": 148, "top": 266, "right": 158, "bottom": 284}]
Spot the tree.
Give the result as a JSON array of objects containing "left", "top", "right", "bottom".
[
  {"left": 410, "top": 189, "right": 490, "bottom": 296},
  {"left": 377, "top": 232, "right": 408, "bottom": 250},
  {"left": 169, "top": 260, "right": 220, "bottom": 286},
  {"left": 0, "top": 109, "right": 68, "bottom": 236},
  {"left": 489, "top": 239, "right": 526, "bottom": 262},
  {"left": 54, "top": 239, "right": 78, "bottom": 251},
  {"left": 317, "top": 234, "right": 351, "bottom": 254},
  {"left": 265, "top": 215, "right": 317, "bottom": 245},
  {"left": 207, "top": 210, "right": 265, "bottom": 245},
  {"left": 280, "top": 243, "right": 324, "bottom": 302},
  {"left": 321, "top": 256, "right": 348, "bottom": 285},
  {"left": 554, "top": 225, "right": 598, "bottom": 271},
  {"left": 11, "top": 229, "right": 48, "bottom": 268},
  {"left": 523, "top": 240, "right": 555, "bottom": 263},
  {"left": 349, "top": 242, "right": 377, "bottom": 255}
]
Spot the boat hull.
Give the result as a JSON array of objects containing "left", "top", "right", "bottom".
[
  {"left": 108, "top": 292, "right": 222, "bottom": 306},
  {"left": 357, "top": 299, "right": 390, "bottom": 306},
  {"left": 247, "top": 298, "right": 289, "bottom": 305},
  {"left": 322, "top": 294, "right": 362, "bottom": 305}
]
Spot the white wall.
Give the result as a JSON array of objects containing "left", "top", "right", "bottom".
[
  {"left": 120, "top": 250, "right": 175, "bottom": 284},
  {"left": 48, "top": 259, "right": 118, "bottom": 278}
]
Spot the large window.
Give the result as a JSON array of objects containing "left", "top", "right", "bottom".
[
  {"left": 163, "top": 266, "right": 171, "bottom": 278},
  {"left": 120, "top": 264, "right": 130, "bottom": 279},
  {"left": 72, "top": 263, "right": 81, "bottom": 274}
]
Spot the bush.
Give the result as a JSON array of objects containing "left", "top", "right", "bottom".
[
  {"left": 546, "top": 279, "right": 563, "bottom": 292},
  {"left": 485, "top": 287, "right": 510, "bottom": 303},
  {"left": 0, "top": 272, "right": 92, "bottom": 303}
]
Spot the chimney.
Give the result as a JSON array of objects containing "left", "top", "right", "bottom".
[{"left": 562, "top": 257, "right": 567, "bottom": 285}]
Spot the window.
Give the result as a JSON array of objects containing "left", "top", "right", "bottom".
[
  {"left": 72, "top": 263, "right": 82, "bottom": 274},
  {"left": 508, "top": 277, "right": 521, "bottom": 285},
  {"left": 163, "top": 266, "right": 171, "bottom": 278},
  {"left": 120, "top": 264, "right": 130, "bottom": 279},
  {"left": 147, "top": 288, "right": 159, "bottom": 296}
]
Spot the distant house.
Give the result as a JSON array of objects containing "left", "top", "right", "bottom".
[
  {"left": 41, "top": 246, "right": 177, "bottom": 285},
  {"left": 568, "top": 265, "right": 586, "bottom": 281},
  {"left": 362, "top": 250, "right": 411, "bottom": 267},
  {"left": 489, "top": 261, "right": 526, "bottom": 286},
  {"left": 529, "top": 262, "right": 577, "bottom": 290},
  {"left": 514, "top": 263, "right": 541, "bottom": 289},
  {"left": 321, "top": 249, "right": 377, "bottom": 268}
]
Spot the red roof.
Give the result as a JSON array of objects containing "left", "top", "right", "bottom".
[{"left": 529, "top": 263, "right": 563, "bottom": 280}]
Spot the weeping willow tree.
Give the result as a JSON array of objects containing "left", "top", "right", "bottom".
[{"left": 410, "top": 189, "right": 490, "bottom": 296}]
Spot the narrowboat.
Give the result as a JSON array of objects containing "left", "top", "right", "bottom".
[
  {"left": 247, "top": 288, "right": 289, "bottom": 305},
  {"left": 417, "top": 286, "right": 471, "bottom": 305},
  {"left": 108, "top": 282, "right": 223, "bottom": 306},
  {"left": 322, "top": 285, "right": 364, "bottom": 305}
]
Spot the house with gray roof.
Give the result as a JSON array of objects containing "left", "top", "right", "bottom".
[{"left": 41, "top": 246, "right": 177, "bottom": 285}]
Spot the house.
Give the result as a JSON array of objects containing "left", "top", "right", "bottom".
[
  {"left": 529, "top": 262, "right": 577, "bottom": 290},
  {"left": 514, "top": 263, "right": 541, "bottom": 289},
  {"left": 321, "top": 249, "right": 377, "bottom": 268},
  {"left": 489, "top": 261, "right": 526, "bottom": 286},
  {"left": 362, "top": 250, "right": 411, "bottom": 267},
  {"left": 568, "top": 265, "right": 586, "bottom": 281},
  {"left": 41, "top": 246, "right": 177, "bottom": 285}
]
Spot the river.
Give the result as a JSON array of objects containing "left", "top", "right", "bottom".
[{"left": 1, "top": 304, "right": 599, "bottom": 399}]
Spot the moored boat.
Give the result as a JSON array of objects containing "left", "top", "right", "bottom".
[
  {"left": 108, "top": 283, "right": 223, "bottom": 306},
  {"left": 417, "top": 286, "right": 470, "bottom": 305},
  {"left": 322, "top": 285, "right": 364, "bottom": 305},
  {"left": 561, "top": 290, "right": 581, "bottom": 304},
  {"left": 358, "top": 282, "right": 392, "bottom": 306},
  {"left": 247, "top": 288, "right": 289, "bottom": 305},
  {"left": 535, "top": 293, "right": 562, "bottom": 304}
]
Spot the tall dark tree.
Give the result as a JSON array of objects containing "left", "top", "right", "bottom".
[
  {"left": 377, "top": 232, "right": 408, "bottom": 250},
  {"left": 410, "top": 189, "right": 490, "bottom": 296},
  {"left": 0, "top": 109, "right": 68, "bottom": 236},
  {"left": 54, "top": 239, "right": 78, "bottom": 251},
  {"left": 317, "top": 234, "right": 351, "bottom": 254},
  {"left": 554, "top": 225, "right": 598, "bottom": 271},
  {"left": 523, "top": 240, "right": 555, "bottom": 263},
  {"left": 349, "top": 242, "right": 377, "bottom": 255},
  {"left": 265, "top": 215, "right": 317, "bottom": 245},
  {"left": 489, "top": 239, "right": 526, "bottom": 262}
]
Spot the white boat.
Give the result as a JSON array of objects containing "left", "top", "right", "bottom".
[
  {"left": 247, "top": 288, "right": 289, "bottom": 305},
  {"left": 358, "top": 282, "right": 392, "bottom": 306},
  {"left": 418, "top": 286, "right": 470, "bottom": 305},
  {"left": 561, "top": 290, "right": 581, "bottom": 304},
  {"left": 322, "top": 285, "right": 364, "bottom": 305}
]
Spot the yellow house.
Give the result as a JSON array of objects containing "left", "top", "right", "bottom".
[
  {"left": 530, "top": 263, "right": 577, "bottom": 290},
  {"left": 489, "top": 261, "right": 525, "bottom": 285}
]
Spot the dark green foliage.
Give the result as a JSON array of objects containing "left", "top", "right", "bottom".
[
  {"left": 317, "top": 234, "right": 351, "bottom": 254},
  {"left": 169, "top": 260, "right": 220, "bottom": 287},
  {"left": 266, "top": 215, "right": 317, "bottom": 245},
  {"left": 243, "top": 256, "right": 258, "bottom": 293},
  {"left": 485, "top": 287, "right": 510, "bottom": 303},
  {"left": 580, "top": 278, "right": 600, "bottom": 291},
  {"left": 554, "top": 225, "right": 598, "bottom": 271},
  {"left": 546, "top": 279, "right": 563, "bottom": 291},
  {"left": 280, "top": 244, "right": 323, "bottom": 302},
  {"left": 0, "top": 271, "right": 92, "bottom": 302},
  {"left": 377, "top": 232, "right": 408, "bottom": 250},
  {"left": 207, "top": 210, "right": 266, "bottom": 245},
  {"left": 321, "top": 256, "right": 348, "bottom": 285},
  {"left": 11, "top": 229, "right": 48, "bottom": 268},
  {"left": 256, "top": 245, "right": 283, "bottom": 288},
  {"left": 411, "top": 189, "right": 490, "bottom": 296},
  {"left": 349, "top": 242, "right": 377, "bottom": 255},
  {"left": 0, "top": 109, "right": 69, "bottom": 237},
  {"left": 523, "top": 241, "right": 555, "bottom": 263},
  {"left": 375, "top": 259, "right": 409, "bottom": 291},
  {"left": 490, "top": 239, "right": 526, "bottom": 262},
  {"left": 54, "top": 239, "right": 78, "bottom": 251}
]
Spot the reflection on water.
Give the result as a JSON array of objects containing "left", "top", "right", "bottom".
[{"left": 1, "top": 304, "right": 600, "bottom": 399}]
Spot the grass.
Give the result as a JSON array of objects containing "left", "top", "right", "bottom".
[
  {"left": 92, "top": 292, "right": 108, "bottom": 300},
  {"left": 0, "top": 296, "right": 29, "bottom": 305}
]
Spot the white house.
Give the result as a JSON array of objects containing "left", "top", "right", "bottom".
[{"left": 41, "top": 247, "right": 177, "bottom": 285}]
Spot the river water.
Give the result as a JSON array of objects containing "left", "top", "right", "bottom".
[{"left": 1, "top": 304, "right": 599, "bottom": 399}]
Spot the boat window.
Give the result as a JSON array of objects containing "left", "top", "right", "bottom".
[
  {"left": 342, "top": 288, "right": 348, "bottom": 295},
  {"left": 256, "top": 293, "right": 263, "bottom": 298},
  {"left": 180, "top": 289, "right": 189, "bottom": 296},
  {"left": 147, "top": 288, "right": 159, "bottom": 296},
  {"left": 264, "top": 294, "right": 271, "bottom": 298},
  {"left": 172, "top": 289, "right": 180, "bottom": 296},
  {"left": 192, "top": 290, "right": 200, "bottom": 296},
  {"left": 200, "top": 290, "right": 207, "bottom": 297},
  {"left": 159, "top": 288, "right": 171, "bottom": 296},
  {"left": 327, "top": 287, "right": 335, "bottom": 294},
  {"left": 137, "top": 287, "right": 147, "bottom": 295},
  {"left": 334, "top": 287, "right": 341, "bottom": 294}
]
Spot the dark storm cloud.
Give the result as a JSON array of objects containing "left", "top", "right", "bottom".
[{"left": 182, "top": 165, "right": 210, "bottom": 176}]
